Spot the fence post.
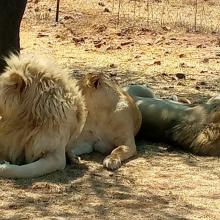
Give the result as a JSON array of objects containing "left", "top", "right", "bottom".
[
  {"left": 56, "top": 0, "right": 60, "bottom": 22},
  {"left": 194, "top": 0, "right": 198, "bottom": 31},
  {"left": 117, "top": 0, "right": 122, "bottom": 25}
]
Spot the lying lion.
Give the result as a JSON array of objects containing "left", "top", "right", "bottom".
[
  {"left": 125, "top": 85, "right": 220, "bottom": 156},
  {"left": 0, "top": 54, "right": 87, "bottom": 178},
  {"left": 67, "top": 74, "right": 142, "bottom": 170}
]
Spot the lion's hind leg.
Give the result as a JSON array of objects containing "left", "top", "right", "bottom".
[
  {"left": 124, "top": 85, "right": 155, "bottom": 98},
  {"left": 207, "top": 94, "right": 220, "bottom": 104}
]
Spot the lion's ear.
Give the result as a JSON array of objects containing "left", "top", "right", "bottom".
[
  {"left": 87, "top": 74, "right": 101, "bottom": 89},
  {"left": 9, "top": 72, "right": 26, "bottom": 92}
]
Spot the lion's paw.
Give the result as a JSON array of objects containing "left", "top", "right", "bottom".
[
  {"left": 69, "top": 155, "right": 82, "bottom": 165},
  {"left": 103, "top": 155, "right": 121, "bottom": 170}
]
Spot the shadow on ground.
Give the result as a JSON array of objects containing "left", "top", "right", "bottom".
[{"left": 1, "top": 65, "right": 219, "bottom": 219}]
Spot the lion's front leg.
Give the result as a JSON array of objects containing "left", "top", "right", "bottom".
[
  {"left": 0, "top": 148, "right": 66, "bottom": 178},
  {"left": 103, "top": 138, "right": 137, "bottom": 170}
]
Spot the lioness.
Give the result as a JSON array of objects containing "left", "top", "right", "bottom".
[
  {"left": 0, "top": 54, "right": 87, "bottom": 178},
  {"left": 67, "top": 74, "right": 142, "bottom": 170},
  {"left": 125, "top": 85, "right": 220, "bottom": 156}
]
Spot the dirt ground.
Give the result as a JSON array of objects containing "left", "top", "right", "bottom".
[{"left": 0, "top": 0, "right": 220, "bottom": 219}]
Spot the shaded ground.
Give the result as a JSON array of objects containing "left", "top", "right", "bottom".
[{"left": 0, "top": 0, "right": 219, "bottom": 219}]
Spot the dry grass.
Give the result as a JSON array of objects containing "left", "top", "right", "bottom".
[
  {"left": 110, "top": 0, "right": 220, "bottom": 33},
  {"left": 0, "top": 0, "right": 220, "bottom": 219}
]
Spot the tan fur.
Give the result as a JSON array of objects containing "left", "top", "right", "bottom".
[
  {"left": 0, "top": 54, "right": 87, "bottom": 178},
  {"left": 67, "top": 73, "right": 142, "bottom": 170},
  {"left": 126, "top": 84, "right": 220, "bottom": 156}
]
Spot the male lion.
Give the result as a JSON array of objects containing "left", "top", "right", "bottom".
[
  {"left": 67, "top": 74, "right": 142, "bottom": 170},
  {"left": 125, "top": 85, "right": 220, "bottom": 156},
  {"left": 0, "top": 54, "right": 87, "bottom": 178}
]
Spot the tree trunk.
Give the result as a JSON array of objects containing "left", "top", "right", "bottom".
[{"left": 0, "top": 0, "right": 27, "bottom": 72}]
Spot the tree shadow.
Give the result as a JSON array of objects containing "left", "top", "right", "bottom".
[
  {"left": 11, "top": 162, "right": 88, "bottom": 187},
  {"left": 1, "top": 65, "right": 219, "bottom": 219},
  {"left": 136, "top": 138, "right": 219, "bottom": 172},
  {"left": 5, "top": 163, "right": 197, "bottom": 220}
]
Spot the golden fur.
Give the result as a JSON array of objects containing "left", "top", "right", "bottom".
[
  {"left": 171, "top": 97, "right": 220, "bottom": 155},
  {"left": 0, "top": 54, "right": 87, "bottom": 178},
  {"left": 67, "top": 73, "right": 142, "bottom": 170}
]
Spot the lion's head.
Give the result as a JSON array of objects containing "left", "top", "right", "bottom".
[
  {"left": 80, "top": 73, "right": 123, "bottom": 110},
  {"left": 0, "top": 54, "right": 81, "bottom": 127}
]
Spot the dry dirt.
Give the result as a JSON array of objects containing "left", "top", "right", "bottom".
[{"left": 0, "top": 0, "right": 220, "bottom": 219}]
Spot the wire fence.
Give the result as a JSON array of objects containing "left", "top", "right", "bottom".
[
  {"left": 32, "top": 0, "right": 220, "bottom": 34},
  {"left": 109, "top": 0, "right": 220, "bottom": 33}
]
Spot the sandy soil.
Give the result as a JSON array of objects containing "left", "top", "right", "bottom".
[{"left": 0, "top": 0, "right": 219, "bottom": 219}]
